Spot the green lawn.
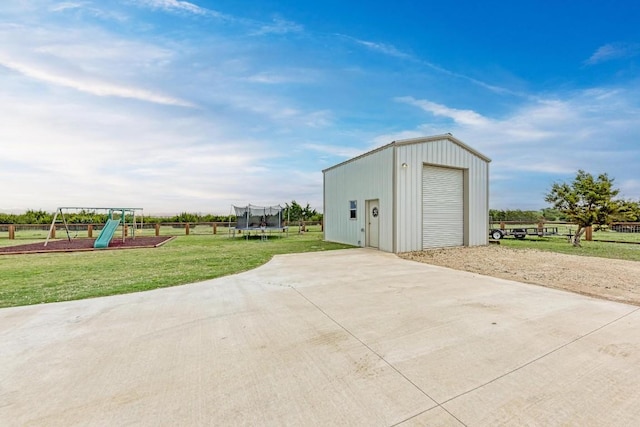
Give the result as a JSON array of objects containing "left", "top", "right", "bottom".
[
  {"left": 4, "top": 224, "right": 640, "bottom": 309},
  {"left": 499, "top": 235, "right": 640, "bottom": 261},
  {"left": 592, "top": 230, "right": 640, "bottom": 243},
  {"left": 0, "top": 233, "right": 352, "bottom": 308}
]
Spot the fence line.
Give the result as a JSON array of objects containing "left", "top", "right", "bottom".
[
  {"left": 0, "top": 221, "right": 324, "bottom": 240},
  {"left": 490, "top": 221, "right": 640, "bottom": 242}
]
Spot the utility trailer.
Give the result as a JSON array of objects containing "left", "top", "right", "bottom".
[{"left": 490, "top": 227, "right": 559, "bottom": 240}]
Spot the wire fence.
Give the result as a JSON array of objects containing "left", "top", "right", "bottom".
[
  {"left": 3, "top": 220, "right": 640, "bottom": 244},
  {"left": 0, "top": 221, "right": 324, "bottom": 241}
]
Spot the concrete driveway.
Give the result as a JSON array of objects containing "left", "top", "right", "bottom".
[{"left": 1, "top": 248, "right": 639, "bottom": 426}]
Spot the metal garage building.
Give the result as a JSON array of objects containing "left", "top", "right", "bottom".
[{"left": 322, "top": 134, "right": 491, "bottom": 253}]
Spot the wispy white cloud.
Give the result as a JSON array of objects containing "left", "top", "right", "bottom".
[
  {"left": 135, "top": 0, "right": 304, "bottom": 35},
  {"left": 34, "top": 39, "right": 171, "bottom": 63},
  {"left": 431, "top": 64, "right": 526, "bottom": 97},
  {"left": 302, "top": 110, "right": 333, "bottom": 128},
  {"left": 344, "top": 35, "right": 524, "bottom": 97},
  {"left": 495, "top": 159, "right": 575, "bottom": 175},
  {"left": 251, "top": 17, "right": 303, "bottom": 36},
  {"left": 246, "top": 68, "right": 318, "bottom": 84},
  {"left": 0, "top": 5, "right": 333, "bottom": 211},
  {"left": 50, "top": 2, "right": 86, "bottom": 12},
  {"left": 303, "top": 143, "right": 364, "bottom": 158},
  {"left": 225, "top": 93, "right": 299, "bottom": 119},
  {"left": 0, "top": 19, "right": 193, "bottom": 107},
  {"left": 49, "top": 1, "right": 128, "bottom": 21},
  {"left": 0, "top": 87, "right": 286, "bottom": 212},
  {"left": 350, "top": 37, "right": 411, "bottom": 59},
  {"left": 397, "top": 96, "right": 492, "bottom": 127},
  {"left": 0, "top": 55, "right": 194, "bottom": 107},
  {"left": 247, "top": 72, "right": 293, "bottom": 84},
  {"left": 2, "top": 1, "right": 638, "bottom": 214},
  {"left": 137, "top": 0, "right": 217, "bottom": 17},
  {"left": 394, "top": 86, "right": 640, "bottom": 207},
  {"left": 395, "top": 95, "right": 585, "bottom": 145},
  {"left": 585, "top": 42, "right": 640, "bottom": 65}
]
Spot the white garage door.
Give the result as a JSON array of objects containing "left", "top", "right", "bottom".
[{"left": 422, "top": 165, "right": 464, "bottom": 249}]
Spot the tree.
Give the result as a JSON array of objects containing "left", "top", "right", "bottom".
[
  {"left": 282, "top": 201, "right": 319, "bottom": 230},
  {"left": 614, "top": 199, "right": 640, "bottom": 222},
  {"left": 0, "top": 213, "right": 19, "bottom": 224},
  {"left": 301, "top": 203, "right": 317, "bottom": 221},
  {"left": 173, "top": 212, "right": 199, "bottom": 223},
  {"left": 489, "top": 209, "right": 542, "bottom": 222},
  {"left": 283, "top": 201, "right": 304, "bottom": 222},
  {"left": 22, "top": 209, "right": 52, "bottom": 224},
  {"left": 541, "top": 207, "right": 567, "bottom": 221},
  {"left": 545, "top": 170, "right": 620, "bottom": 246}
]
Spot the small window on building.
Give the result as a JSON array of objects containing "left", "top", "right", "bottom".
[{"left": 349, "top": 200, "right": 357, "bottom": 219}]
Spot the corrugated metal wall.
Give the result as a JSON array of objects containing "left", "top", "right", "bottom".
[
  {"left": 422, "top": 165, "right": 464, "bottom": 248},
  {"left": 395, "top": 138, "right": 489, "bottom": 252},
  {"left": 323, "top": 147, "right": 394, "bottom": 251}
]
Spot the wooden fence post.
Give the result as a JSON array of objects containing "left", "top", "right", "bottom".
[
  {"left": 155, "top": 223, "right": 160, "bottom": 236},
  {"left": 321, "top": 220, "right": 324, "bottom": 232},
  {"left": 538, "top": 221, "right": 544, "bottom": 235},
  {"left": 8, "top": 225, "right": 15, "bottom": 240},
  {"left": 585, "top": 225, "right": 593, "bottom": 241},
  {"left": 213, "top": 223, "right": 217, "bottom": 234},
  {"left": 185, "top": 223, "right": 190, "bottom": 235},
  {"left": 51, "top": 226, "right": 56, "bottom": 239},
  {"left": 500, "top": 221, "right": 505, "bottom": 230},
  {"left": 88, "top": 224, "right": 93, "bottom": 238}
]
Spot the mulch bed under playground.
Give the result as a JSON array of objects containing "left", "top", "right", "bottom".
[{"left": 0, "top": 236, "right": 174, "bottom": 256}]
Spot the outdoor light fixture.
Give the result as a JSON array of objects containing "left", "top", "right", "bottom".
[{"left": 401, "top": 162, "right": 408, "bottom": 168}]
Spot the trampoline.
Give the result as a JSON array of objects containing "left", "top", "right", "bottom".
[{"left": 231, "top": 204, "right": 288, "bottom": 239}]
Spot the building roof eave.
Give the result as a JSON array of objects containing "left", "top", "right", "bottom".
[{"left": 322, "top": 133, "right": 491, "bottom": 173}]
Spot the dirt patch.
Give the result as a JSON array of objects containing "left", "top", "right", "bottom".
[
  {"left": 399, "top": 246, "right": 640, "bottom": 307},
  {"left": 0, "top": 236, "right": 174, "bottom": 255}
]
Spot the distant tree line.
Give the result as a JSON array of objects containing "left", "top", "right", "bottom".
[
  {"left": 489, "top": 208, "right": 569, "bottom": 222},
  {"left": 0, "top": 201, "right": 324, "bottom": 224},
  {"left": 170, "top": 212, "right": 236, "bottom": 224},
  {"left": 0, "top": 210, "right": 58, "bottom": 224},
  {"left": 491, "top": 205, "right": 640, "bottom": 223},
  {"left": 0, "top": 210, "right": 237, "bottom": 225}
]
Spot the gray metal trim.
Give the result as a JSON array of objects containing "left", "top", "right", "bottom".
[
  {"left": 322, "top": 133, "right": 491, "bottom": 174},
  {"left": 322, "top": 169, "right": 326, "bottom": 240},
  {"left": 392, "top": 145, "right": 397, "bottom": 253},
  {"left": 394, "top": 134, "right": 492, "bottom": 163}
]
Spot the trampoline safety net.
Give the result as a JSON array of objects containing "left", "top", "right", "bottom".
[{"left": 233, "top": 204, "right": 284, "bottom": 229}]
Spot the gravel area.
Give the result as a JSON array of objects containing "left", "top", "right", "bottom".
[{"left": 400, "top": 245, "right": 640, "bottom": 307}]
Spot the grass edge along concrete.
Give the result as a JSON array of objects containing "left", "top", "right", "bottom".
[{"left": 0, "top": 233, "right": 352, "bottom": 308}]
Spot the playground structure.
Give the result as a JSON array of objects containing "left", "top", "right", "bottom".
[
  {"left": 45, "top": 207, "right": 144, "bottom": 249},
  {"left": 231, "top": 204, "right": 288, "bottom": 239}
]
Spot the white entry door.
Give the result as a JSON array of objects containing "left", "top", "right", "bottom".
[{"left": 366, "top": 199, "right": 379, "bottom": 248}]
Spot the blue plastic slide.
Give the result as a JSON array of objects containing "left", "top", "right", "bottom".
[{"left": 94, "top": 219, "right": 120, "bottom": 249}]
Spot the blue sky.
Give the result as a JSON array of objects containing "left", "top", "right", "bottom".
[{"left": 1, "top": 1, "right": 639, "bottom": 214}]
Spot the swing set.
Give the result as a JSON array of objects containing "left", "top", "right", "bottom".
[{"left": 44, "top": 206, "right": 144, "bottom": 248}]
